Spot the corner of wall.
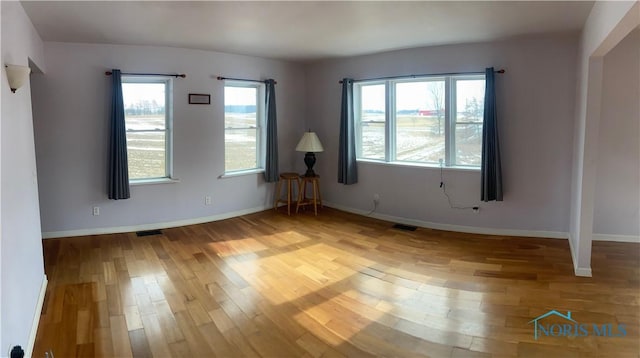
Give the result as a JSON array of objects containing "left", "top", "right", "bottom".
[
  {"left": 26, "top": 275, "right": 47, "bottom": 357},
  {"left": 1, "top": 0, "right": 47, "bottom": 352},
  {"left": 568, "top": 0, "right": 638, "bottom": 279},
  {"left": 567, "top": 233, "right": 592, "bottom": 277}
]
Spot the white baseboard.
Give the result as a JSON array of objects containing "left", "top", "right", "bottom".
[
  {"left": 567, "top": 233, "right": 593, "bottom": 277},
  {"left": 592, "top": 233, "right": 640, "bottom": 243},
  {"left": 42, "top": 205, "right": 272, "bottom": 239},
  {"left": 323, "top": 201, "right": 569, "bottom": 239},
  {"left": 573, "top": 266, "right": 593, "bottom": 277},
  {"left": 567, "top": 232, "right": 639, "bottom": 277},
  {"left": 43, "top": 202, "right": 625, "bottom": 279},
  {"left": 26, "top": 275, "right": 48, "bottom": 357},
  {"left": 327, "top": 201, "right": 594, "bottom": 277}
]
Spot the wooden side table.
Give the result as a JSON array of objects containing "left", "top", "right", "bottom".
[
  {"left": 274, "top": 172, "right": 300, "bottom": 215},
  {"left": 296, "top": 175, "right": 322, "bottom": 216}
]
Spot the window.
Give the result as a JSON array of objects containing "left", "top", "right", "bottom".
[
  {"left": 224, "top": 81, "right": 265, "bottom": 173},
  {"left": 357, "top": 83, "right": 386, "bottom": 160},
  {"left": 453, "top": 78, "right": 485, "bottom": 166},
  {"left": 122, "top": 77, "right": 173, "bottom": 181},
  {"left": 355, "top": 74, "right": 485, "bottom": 168}
]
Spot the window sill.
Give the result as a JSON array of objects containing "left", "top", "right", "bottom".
[
  {"left": 357, "top": 159, "right": 480, "bottom": 172},
  {"left": 219, "top": 168, "right": 264, "bottom": 179},
  {"left": 130, "top": 178, "right": 180, "bottom": 186}
]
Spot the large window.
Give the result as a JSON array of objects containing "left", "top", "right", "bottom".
[
  {"left": 224, "top": 81, "right": 265, "bottom": 173},
  {"left": 122, "top": 77, "right": 173, "bottom": 181},
  {"left": 355, "top": 74, "right": 485, "bottom": 167}
]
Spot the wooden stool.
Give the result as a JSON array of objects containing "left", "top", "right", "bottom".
[
  {"left": 274, "top": 173, "right": 300, "bottom": 215},
  {"left": 296, "top": 175, "right": 322, "bottom": 216}
]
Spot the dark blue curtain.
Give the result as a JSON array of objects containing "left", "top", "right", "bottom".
[
  {"left": 481, "top": 67, "right": 503, "bottom": 201},
  {"left": 264, "top": 79, "right": 279, "bottom": 182},
  {"left": 108, "top": 69, "right": 130, "bottom": 200},
  {"left": 338, "top": 78, "right": 358, "bottom": 184}
]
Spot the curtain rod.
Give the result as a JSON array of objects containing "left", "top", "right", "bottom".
[
  {"left": 217, "top": 76, "right": 277, "bottom": 84},
  {"left": 338, "top": 69, "right": 505, "bottom": 84},
  {"left": 105, "top": 71, "right": 186, "bottom": 78}
]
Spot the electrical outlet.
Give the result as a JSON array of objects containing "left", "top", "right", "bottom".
[
  {"left": 472, "top": 206, "right": 480, "bottom": 214},
  {"left": 373, "top": 193, "right": 380, "bottom": 204},
  {"left": 92, "top": 206, "right": 100, "bottom": 216},
  {"left": 205, "top": 196, "right": 212, "bottom": 205}
]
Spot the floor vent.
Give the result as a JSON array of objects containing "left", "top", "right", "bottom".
[
  {"left": 136, "top": 229, "right": 162, "bottom": 237},
  {"left": 392, "top": 223, "right": 417, "bottom": 231}
]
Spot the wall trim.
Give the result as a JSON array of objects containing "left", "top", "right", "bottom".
[
  {"left": 42, "top": 205, "right": 272, "bottom": 239},
  {"left": 27, "top": 275, "right": 48, "bottom": 357},
  {"left": 574, "top": 266, "right": 593, "bottom": 277},
  {"left": 326, "top": 202, "right": 599, "bottom": 277},
  {"left": 567, "top": 233, "right": 593, "bottom": 277},
  {"left": 592, "top": 233, "right": 640, "bottom": 243},
  {"left": 324, "top": 201, "right": 569, "bottom": 239}
]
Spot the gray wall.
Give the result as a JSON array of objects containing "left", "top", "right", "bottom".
[
  {"left": 594, "top": 29, "right": 640, "bottom": 237},
  {"left": 305, "top": 34, "right": 579, "bottom": 235},
  {"left": 30, "top": 28, "right": 636, "bottom": 246},
  {"left": 32, "top": 42, "right": 307, "bottom": 234},
  {"left": 1, "top": 1, "right": 46, "bottom": 353}
]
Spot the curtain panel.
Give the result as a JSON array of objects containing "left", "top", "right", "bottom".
[
  {"left": 108, "top": 69, "right": 130, "bottom": 200},
  {"left": 481, "top": 67, "right": 503, "bottom": 201},
  {"left": 264, "top": 79, "right": 279, "bottom": 182},
  {"left": 338, "top": 78, "right": 358, "bottom": 185}
]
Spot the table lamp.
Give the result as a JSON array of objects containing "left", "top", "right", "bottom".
[{"left": 296, "top": 131, "right": 324, "bottom": 177}]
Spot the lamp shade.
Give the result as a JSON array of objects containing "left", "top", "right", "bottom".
[
  {"left": 5, "top": 64, "right": 31, "bottom": 93},
  {"left": 296, "top": 132, "right": 324, "bottom": 152}
]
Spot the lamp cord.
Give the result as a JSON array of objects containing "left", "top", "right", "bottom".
[
  {"left": 366, "top": 200, "right": 378, "bottom": 215},
  {"left": 440, "top": 162, "right": 476, "bottom": 210}
]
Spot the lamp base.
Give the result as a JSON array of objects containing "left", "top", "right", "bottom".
[{"left": 303, "top": 152, "right": 317, "bottom": 177}]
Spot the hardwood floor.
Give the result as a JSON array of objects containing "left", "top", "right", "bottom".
[{"left": 34, "top": 208, "right": 639, "bottom": 357}]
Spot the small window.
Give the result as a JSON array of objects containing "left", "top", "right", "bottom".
[
  {"left": 224, "top": 81, "right": 265, "bottom": 173},
  {"left": 355, "top": 74, "right": 485, "bottom": 168},
  {"left": 453, "top": 78, "right": 485, "bottom": 166},
  {"left": 122, "top": 77, "right": 173, "bottom": 181},
  {"left": 356, "top": 83, "right": 386, "bottom": 160}
]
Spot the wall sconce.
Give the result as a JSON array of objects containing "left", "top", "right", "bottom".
[{"left": 5, "top": 64, "right": 31, "bottom": 93}]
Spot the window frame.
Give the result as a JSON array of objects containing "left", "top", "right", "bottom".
[
  {"left": 121, "top": 75, "right": 174, "bottom": 183},
  {"left": 354, "top": 80, "right": 387, "bottom": 161},
  {"left": 354, "top": 73, "right": 485, "bottom": 169},
  {"left": 450, "top": 75, "right": 485, "bottom": 168},
  {"left": 223, "top": 80, "right": 266, "bottom": 174}
]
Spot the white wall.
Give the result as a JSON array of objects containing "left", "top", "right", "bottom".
[
  {"left": 0, "top": 0, "right": 46, "bottom": 354},
  {"left": 32, "top": 42, "right": 307, "bottom": 235},
  {"left": 305, "top": 34, "right": 578, "bottom": 236},
  {"left": 594, "top": 29, "right": 639, "bottom": 238},
  {"left": 569, "top": 1, "right": 638, "bottom": 275}
]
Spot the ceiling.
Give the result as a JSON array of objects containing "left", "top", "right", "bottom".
[{"left": 21, "top": 1, "right": 594, "bottom": 62}]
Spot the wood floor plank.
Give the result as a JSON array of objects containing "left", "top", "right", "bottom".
[
  {"left": 93, "top": 327, "right": 114, "bottom": 358},
  {"left": 173, "top": 310, "right": 216, "bottom": 357},
  {"left": 75, "top": 309, "right": 93, "bottom": 344},
  {"left": 128, "top": 328, "right": 153, "bottom": 358},
  {"left": 167, "top": 340, "right": 192, "bottom": 357},
  {"left": 33, "top": 208, "right": 640, "bottom": 357},
  {"left": 138, "top": 314, "right": 170, "bottom": 358},
  {"left": 197, "top": 321, "right": 242, "bottom": 357},
  {"left": 124, "top": 304, "right": 144, "bottom": 331},
  {"left": 109, "top": 315, "right": 133, "bottom": 358}
]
